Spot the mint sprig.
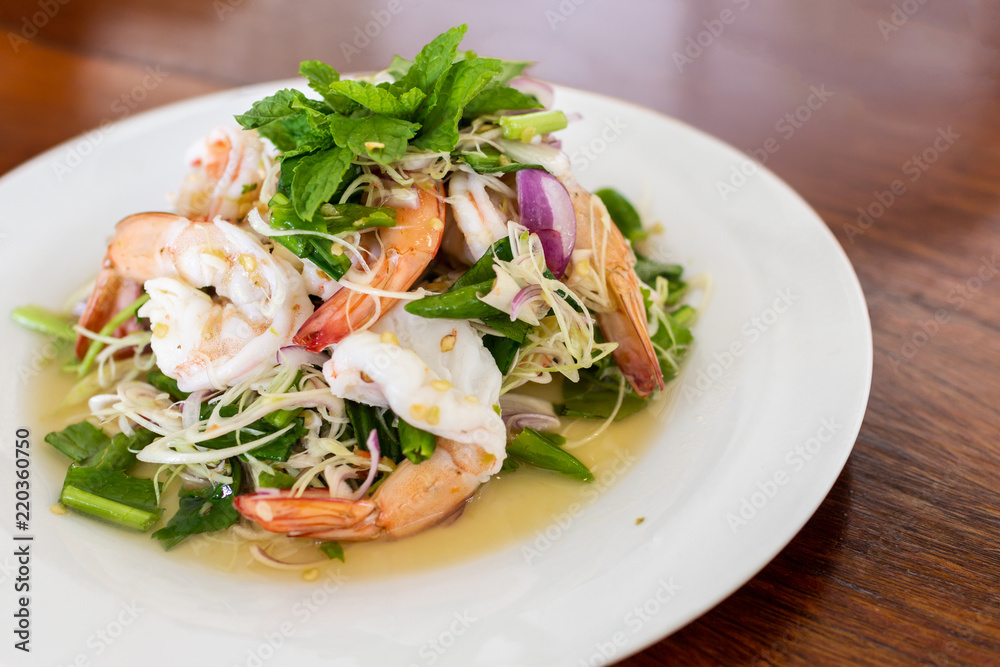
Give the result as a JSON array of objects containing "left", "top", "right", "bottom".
[{"left": 235, "top": 24, "right": 544, "bottom": 262}]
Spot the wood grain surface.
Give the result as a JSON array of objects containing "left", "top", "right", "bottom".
[{"left": 2, "top": 1, "right": 998, "bottom": 664}]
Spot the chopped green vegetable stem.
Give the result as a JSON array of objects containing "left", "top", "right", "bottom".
[
  {"left": 60, "top": 485, "right": 161, "bottom": 531},
  {"left": 499, "top": 110, "right": 568, "bottom": 141},
  {"left": 11, "top": 305, "right": 77, "bottom": 341}
]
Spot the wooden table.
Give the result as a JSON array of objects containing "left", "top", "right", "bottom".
[{"left": 2, "top": 1, "right": 998, "bottom": 664}]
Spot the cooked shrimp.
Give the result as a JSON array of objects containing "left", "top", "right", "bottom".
[
  {"left": 234, "top": 439, "right": 483, "bottom": 540},
  {"left": 293, "top": 184, "right": 446, "bottom": 351},
  {"left": 78, "top": 213, "right": 313, "bottom": 392},
  {"left": 563, "top": 179, "right": 664, "bottom": 397},
  {"left": 443, "top": 170, "right": 513, "bottom": 264},
  {"left": 323, "top": 307, "right": 506, "bottom": 473},
  {"left": 172, "top": 127, "right": 273, "bottom": 223},
  {"left": 235, "top": 306, "right": 506, "bottom": 541},
  {"left": 74, "top": 267, "right": 145, "bottom": 359}
]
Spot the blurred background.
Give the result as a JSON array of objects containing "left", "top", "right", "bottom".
[{"left": 2, "top": 0, "right": 999, "bottom": 664}]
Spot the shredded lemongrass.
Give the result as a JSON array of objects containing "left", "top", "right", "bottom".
[
  {"left": 485, "top": 223, "right": 617, "bottom": 392},
  {"left": 138, "top": 422, "right": 296, "bottom": 465},
  {"left": 335, "top": 279, "right": 430, "bottom": 301}
]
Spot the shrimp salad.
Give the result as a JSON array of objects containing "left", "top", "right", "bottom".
[{"left": 14, "top": 26, "right": 695, "bottom": 564}]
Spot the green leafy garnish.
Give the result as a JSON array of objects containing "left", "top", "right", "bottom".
[
  {"left": 595, "top": 188, "right": 647, "bottom": 242},
  {"left": 398, "top": 419, "right": 436, "bottom": 464},
  {"left": 45, "top": 421, "right": 110, "bottom": 463},
  {"left": 320, "top": 541, "right": 346, "bottom": 562},
  {"left": 235, "top": 24, "right": 545, "bottom": 273},
  {"left": 60, "top": 466, "right": 162, "bottom": 531},
  {"left": 153, "top": 460, "right": 243, "bottom": 549},
  {"left": 145, "top": 369, "right": 189, "bottom": 401}
]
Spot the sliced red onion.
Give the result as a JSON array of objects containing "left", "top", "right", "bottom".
[
  {"left": 182, "top": 390, "right": 208, "bottom": 429},
  {"left": 515, "top": 169, "right": 577, "bottom": 278},
  {"left": 249, "top": 545, "right": 327, "bottom": 570},
  {"left": 509, "top": 76, "right": 554, "bottom": 109},
  {"left": 277, "top": 345, "right": 331, "bottom": 368},
  {"left": 353, "top": 430, "right": 381, "bottom": 499},
  {"left": 324, "top": 464, "right": 356, "bottom": 498},
  {"left": 496, "top": 139, "right": 570, "bottom": 177},
  {"left": 499, "top": 394, "right": 560, "bottom": 438},
  {"left": 511, "top": 284, "right": 544, "bottom": 321}
]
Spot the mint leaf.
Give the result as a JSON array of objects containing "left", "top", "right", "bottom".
[
  {"left": 386, "top": 55, "right": 413, "bottom": 81},
  {"left": 399, "top": 24, "right": 468, "bottom": 92},
  {"left": 464, "top": 85, "right": 540, "bottom": 117},
  {"left": 236, "top": 89, "right": 303, "bottom": 129},
  {"left": 494, "top": 59, "right": 532, "bottom": 85},
  {"left": 327, "top": 80, "right": 425, "bottom": 118},
  {"left": 236, "top": 89, "right": 333, "bottom": 152},
  {"left": 414, "top": 57, "right": 504, "bottom": 151},
  {"left": 290, "top": 147, "right": 353, "bottom": 220},
  {"left": 327, "top": 114, "right": 418, "bottom": 164}
]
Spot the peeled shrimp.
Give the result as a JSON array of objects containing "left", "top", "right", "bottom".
[
  {"left": 172, "top": 127, "right": 273, "bottom": 224},
  {"left": 235, "top": 307, "right": 506, "bottom": 540},
  {"left": 443, "top": 170, "right": 513, "bottom": 264},
  {"left": 293, "top": 184, "right": 446, "bottom": 351},
  {"left": 564, "top": 179, "right": 664, "bottom": 397},
  {"left": 78, "top": 213, "right": 312, "bottom": 392}
]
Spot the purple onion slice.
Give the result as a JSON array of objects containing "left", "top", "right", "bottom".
[
  {"left": 515, "top": 169, "right": 577, "bottom": 278},
  {"left": 508, "top": 76, "right": 555, "bottom": 109}
]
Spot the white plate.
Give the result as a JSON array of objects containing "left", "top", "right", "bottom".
[{"left": 0, "top": 82, "right": 871, "bottom": 666}]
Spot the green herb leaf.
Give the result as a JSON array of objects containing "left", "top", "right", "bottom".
[
  {"left": 61, "top": 465, "right": 162, "bottom": 531},
  {"left": 414, "top": 57, "right": 504, "bottom": 151},
  {"left": 345, "top": 400, "right": 401, "bottom": 463},
  {"left": 235, "top": 88, "right": 302, "bottom": 129},
  {"left": 464, "top": 85, "right": 539, "bottom": 117},
  {"left": 483, "top": 335, "right": 520, "bottom": 374},
  {"left": 327, "top": 80, "right": 425, "bottom": 118},
  {"left": 634, "top": 257, "right": 683, "bottom": 285},
  {"left": 398, "top": 419, "right": 436, "bottom": 464},
  {"left": 145, "top": 369, "right": 189, "bottom": 401},
  {"left": 398, "top": 24, "right": 468, "bottom": 93},
  {"left": 259, "top": 470, "right": 297, "bottom": 489},
  {"left": 449, "top": 238, "right": 513, "bottom": 290},
  {"left": 88, "top": 429, "right": 155, "bottom": 472},
  {"left": 298, "top": 60, "right": 355, "bottom": 113},
  {"left": 320, "top": 541, "right": 345, "bottom": 561},
  {"left": 327, "top": 113, "right": 419, "bottom": 165},
  {"left": 595, "top": 188, "right": 647, "bottom": 242},
  {"left": 152, "top": 460, "right": 242, "bottom": 549},
  {"left": 560, "top": 369, "right": 649, "bottom": 421},
  {"left": 45, "top": 421, "right": 109, "bottom": 463},
  {"left": 290, "top": 147, "right": 354, "bottom": 220}
]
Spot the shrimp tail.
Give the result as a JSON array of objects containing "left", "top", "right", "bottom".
[
  {"left": 233, "top": 490, "right": 382, "bottom": 541},
  {"left": 603, "top": 269, "right": 664, "bottom": 397},
  {"left": 234, "top": 444, "right": 482, "bottom": 541},
  {"left": 294, "top": 291, "right": 383, "bottom": 352}
]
